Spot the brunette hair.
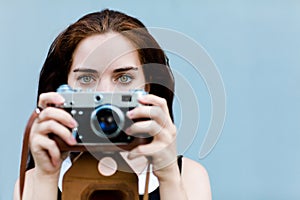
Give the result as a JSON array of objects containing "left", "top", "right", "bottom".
[{"left": 38, "top": 9, "right": 174, "bottom": 119}]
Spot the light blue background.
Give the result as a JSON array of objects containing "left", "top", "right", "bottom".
[{"left": 1, "top": 0, "right": 300, "bottom": 199}]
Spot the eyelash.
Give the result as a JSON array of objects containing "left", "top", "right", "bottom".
[
  {"left": 75, "top": 73, "right": 135, "bottom": 86},
  {"left": 114, "top": 74, "right": 134, "bottom": 85},
  {"left": 76, "top": 74, "right": 97, "bottom": 85}
]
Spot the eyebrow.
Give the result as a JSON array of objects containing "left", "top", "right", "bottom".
[
  {"left": 73, "top": 68, "right": 98, "bottom": 73},
  {"left": 73, "top": 66, "right": 138, "bottom": 74},
  {"left": 113, "top": 66, "right": 138, "bottom": 73}
]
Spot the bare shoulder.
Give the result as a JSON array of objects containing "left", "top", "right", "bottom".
[
  {"left": 181, "top": 157, "right": 212, "bottom": 200},
  {"left": 181, "top": 157, "right": 208, "bottom": 177}
]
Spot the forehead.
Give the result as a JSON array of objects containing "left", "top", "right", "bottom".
[{"left": 71, "top": 32, "right": 140, "bottom": 71}]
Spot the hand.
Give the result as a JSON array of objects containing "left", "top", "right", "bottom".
[
  {"left": 126, "top": 94, "right": 178, "bottom": 179},
  {"left": 29, "top": 92, "right": 77, "bottom": 176}
]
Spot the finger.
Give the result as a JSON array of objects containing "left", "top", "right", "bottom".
[
  {"left": 35, "top": 120, "right": 77, "bottom": 145},
  {"left": 38, "top": 107, "right": 77, "bottom": 128},
  {"left": 138, "top": 94, "right": 169, "bottom": 113},
  {"left": 127, "top": 105, "right": 171, "bottom": 128},
  {"left": 128, "top": 141, "right": 177, "bottom": 167},
  {"left": 31, "top": 136, "right": 62, "bottom": 168},
  {"left": 38, "top": 92, "right": 65, "bottom": 108},
  {"left": 126, "top": 120, "right": 162, "bottom": 137},
  {"left": 47, "top": 139, "right": 64, "bottom": 167},
  {"left": 127, "top": 142, "right": 167, "bottom": 160}
]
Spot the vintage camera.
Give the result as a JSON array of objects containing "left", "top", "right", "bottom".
[{"left": 54, "top": 84, "right": 152, "bottom": 151}]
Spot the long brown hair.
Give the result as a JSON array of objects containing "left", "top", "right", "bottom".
[{"left": 38, "top": 9, "right": 175, "bottom": 119}]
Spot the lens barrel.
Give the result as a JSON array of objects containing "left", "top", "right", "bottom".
[{"left": 91, "top": 105, "right": 125, "bottom": 139}]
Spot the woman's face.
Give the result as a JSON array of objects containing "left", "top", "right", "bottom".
[{"left": 68, "top": 32, "right": 147, "bottom": 92}]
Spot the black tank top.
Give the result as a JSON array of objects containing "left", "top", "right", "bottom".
[{"left": 56, "top": 155, "right": 183, "bottom": 200}]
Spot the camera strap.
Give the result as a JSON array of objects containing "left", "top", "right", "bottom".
[
  {"left": 143, "top": 162, "right": 151, "bottom": 200},
  {"left": 19, "top": 108, "right": 40, "bottom": 199}
]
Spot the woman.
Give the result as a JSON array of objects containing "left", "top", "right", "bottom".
[{"left": 14, "top": 9, "right": 211, "bottom": 200}]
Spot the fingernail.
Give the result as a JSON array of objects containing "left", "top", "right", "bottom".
[
  {"left": 127, "top": 110, "right": 133, "bottom": 118},
  {"left": 127, "top": 153, "right": 134, "bottom": 160},
  {"left": 56, "top": 95, "right": 65, "bottom": 103},
  {"left": 70, "top": 120, "right": 78, "bottom": 128},
  {"left": 138, "top": 96, "right": 146, "bottom": 102},
  {"left": 69, "top": 136, "right": 77, "bottom": 144},
  {"left": 125, "top": 127, "right": 131, "bottom": 134},
  {"left": 53, "top": 159, "right": 60, "bottom": 167},
  {"left": 139, "top": 95, "right": 146, "bottom": 99}
]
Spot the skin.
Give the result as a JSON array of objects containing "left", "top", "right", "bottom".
[{"left": 14, "top": 32, "right": 212, "bottom": 200}]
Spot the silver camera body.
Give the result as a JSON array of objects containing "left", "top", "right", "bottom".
[{"left": 57, "top": 85, "right": 148, "bottom": 145}]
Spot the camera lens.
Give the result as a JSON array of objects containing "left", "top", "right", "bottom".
[
  {"left": 96, "top": 108, "right": 119, "bottom": 135},
  {"left": 91, "top": 105, "right": 125, "bottom": 139}
]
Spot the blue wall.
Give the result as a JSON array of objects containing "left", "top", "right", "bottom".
[{"left": 1, "top": 0, "right": 300, "bottom": 199}]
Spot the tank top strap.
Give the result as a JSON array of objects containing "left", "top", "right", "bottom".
[{"left": 177, "top": 155, "right": 183, "bottom": 174}]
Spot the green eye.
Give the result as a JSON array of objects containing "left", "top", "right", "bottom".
[
  {"left": 82, "top": 76, "right": 92, "bottom": 83},
  {"left": 78, "top": 75, "right": 95, "bottom": 84},
  {"left": 118, "top": 75, "right": 132, "bottom": 84}
]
